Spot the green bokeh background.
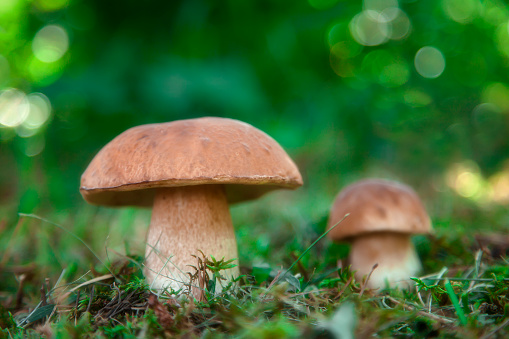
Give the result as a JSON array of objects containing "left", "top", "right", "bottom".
[{"left": 2, "top": 0, "right": 509, "bottom": 268}]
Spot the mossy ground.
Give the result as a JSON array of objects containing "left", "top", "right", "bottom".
[{"left": 1, "top": 193, "right": 508, "bottom": 338}]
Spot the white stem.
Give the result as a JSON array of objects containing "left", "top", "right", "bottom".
[
  {"left": 144, "top": 185, "right": 239, "bottom": 298},
  {"left": 348, "top": 232, "right": 421, "bottom": 289}
]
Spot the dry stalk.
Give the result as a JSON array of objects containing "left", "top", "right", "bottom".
[
  {"left": 385, "top": 296, "right": 454, "bottom": 324},
  {"left": 359, "top": 264, "right": 378, "bottom": 297}
]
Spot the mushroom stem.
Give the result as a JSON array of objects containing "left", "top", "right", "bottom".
[
  {"left": 347, "top": 232, "right": 421, "bottom": 289},
  {"left": 144, "top": 185, "right": 239, "bottom": 297}
]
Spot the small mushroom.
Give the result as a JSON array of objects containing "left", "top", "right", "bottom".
[
  {"left": 327, "top": 179, "right": 431, "bottom": 289},
  {"left": 80, "top": 117, "right": 302, "bottom": 295}
]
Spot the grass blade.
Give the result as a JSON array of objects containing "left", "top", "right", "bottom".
[
  {"left": 445, "top": 279, "right": 467, "bottom": 326},
  {"left": 272, "top": 213, "right": 349, "bottom": 289}
]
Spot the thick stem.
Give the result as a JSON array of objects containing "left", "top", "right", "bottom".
[
  {"left": 144, "top": 185, "right": 239, "bottom": 297},
  {"left": 347, "top": 232, "right": 421, "bottom": 289}
]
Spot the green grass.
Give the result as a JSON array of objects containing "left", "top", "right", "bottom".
[{"left": 1, "top": 192, "right": 509, "bottom": 338}]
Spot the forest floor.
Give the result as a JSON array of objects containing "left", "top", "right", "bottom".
[{"left": 1, "top": 200, "right": 508, "bottom": 338}]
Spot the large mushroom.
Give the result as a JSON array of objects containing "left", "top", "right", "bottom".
[
  {"left": 327, "top": 179, "right": 431, "bottom": 289},
  {"left": 80, "top": 117, "right": 302, "bottom": 295}
]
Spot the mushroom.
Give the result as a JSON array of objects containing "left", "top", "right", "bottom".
[
  {"left": 326, "top": 179, "right": 431, "bottom": 289},
  {"left": 80, "top": 117, "right": 302, "bottom": 296}
]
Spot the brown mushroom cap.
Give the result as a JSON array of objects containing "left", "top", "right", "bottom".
[
  {"left": 327, "top": 179, "right": 431, "bottom": 240},
  {"left": 80, "top": 117, "right": 303, "bottom": 206}
]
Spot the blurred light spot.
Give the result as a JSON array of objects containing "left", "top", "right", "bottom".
[
  {"left": 364, "top": 0, "right": 399, "bottom": 19},
  {"left": 0, "top": 89, "right": 29, "bottom": 127},
  {"left": 330, "top": 43, "right": 356, "bottom": 77},
  {"left": 446, "top": 161, "right": 484, "bottom": 199},
  {"left": 0, "top": 55, "right": 10, "bottom": 87},
  {"left": 328, "top": 23, "right": 347, "bottom": 47},
  {"left": 332, "top": 40, "right": 362, "bottom": 58},
  {"left": 360, "top": 49, "right": 409, "bottom": 87},
  {"left": 488, "top": 170, "right": 509, "bottom": 204},
  {"left": 378, "top": 7, "right": 402, "bottom": 23},
  {"left": 350, "top": 10, "right": 391, "bottom": 46},
  {"left": 443, "top": 0, "right": 479, "bottom": 24},
  {"left": 495, "top": 22, "right": 509, "bottom": 57},
  {"left": 34, "top": 0, "right": 69, "bottom": 12},
  {"left": 414, "top": 46, "right": 445, "bottom": 78},
  {"left": 482, "top": 4, "right": 508, "bottom": 26},
  {"left": 22, "top": 93, "right": 52, "bottom": 130},
  {"left": 388, "top": 9, "right": 411, "bottom": 40},
  {"left": 455, "top": 172, "right": 481, "bottom": 197},
  {"left": 16, "top": 124, "right": 38, "bottom": 138},
  {"left": 24, "top": 134, "right": 45, "bottom": 157},
  {"left": 482, "top": 82, "right": 509, "bottom": 111},
  {"left": 361, "top": 49, "right": 391, "bottom": 76},
  {"left": 27, "top": 56, "right": 64, "bottom": 86},
  {"left": 308, "top": 0, "right": 339, "bottom": 10},
  {"left": 32, "top": 25, "right": 69, "bottom": 63},
  {"left": 0, "top": 0, "right": 19, "bottom": 13},
  {"left": 472, "top": 103, "right": 501, "bottom": 125},
  {"left": 404, "top": 89, "right": 432, "bottom": 107},
  {"left": 380, "top": 61, "right": 410, "bottom": 87}
]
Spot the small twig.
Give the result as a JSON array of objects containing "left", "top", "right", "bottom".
[
  {"left": 43, "top": 303, "right": 58, "bottom": 326},
  {"left": 40, "top": 283, "right": 48, "bottom": 306},
  {"left": 261, "top": 270, "right": 283, "bottom": 298},
  {"left": 422, "top": 277, "right": 509, "bottom": 282},
  {"left": 104, "top": 235, "right": 111, "bottom": 267},
  {"left": 86, "top": 286, "right": 95, "bottom": 313},
  {"left": 143, "top": 265, "right": 203, "bottom": 295},
  {"left": 109, "top": 317, "right": 123, "bottom": 326},
  {"left": 359, "top": 264, "right": 378, "bottom": 297},
  {"left": 287, "top": 289, "right": 331, "bottom": 297},
  {"left": 69, "top": 274, "right": 114, "bottom": 293},
  {"left": 113, "top": 283, "right": 122, "bottom": 309},
  {"left": 416, "top": 286, "right": 425, "bottom": 307},
  {"left": 45, "top": 278, "right": 51, "bottom": 303},
  {"left": 15, "top": 274, "right": 27, "bottom": 309},
  {"left": 109, "top": 290, "right": 135, "bottom": 318},
  {"left": 74, "top": 291, "right": 81, "bottom": 326},
  {"left": 107, "top": 248, "right": 143, "bottom": 271},
  {"left": 334, "top": 275, "right": 353, "bottom": 301},
  {"left": 386, "top": 297, "right": 454, "bottom": 324}
]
